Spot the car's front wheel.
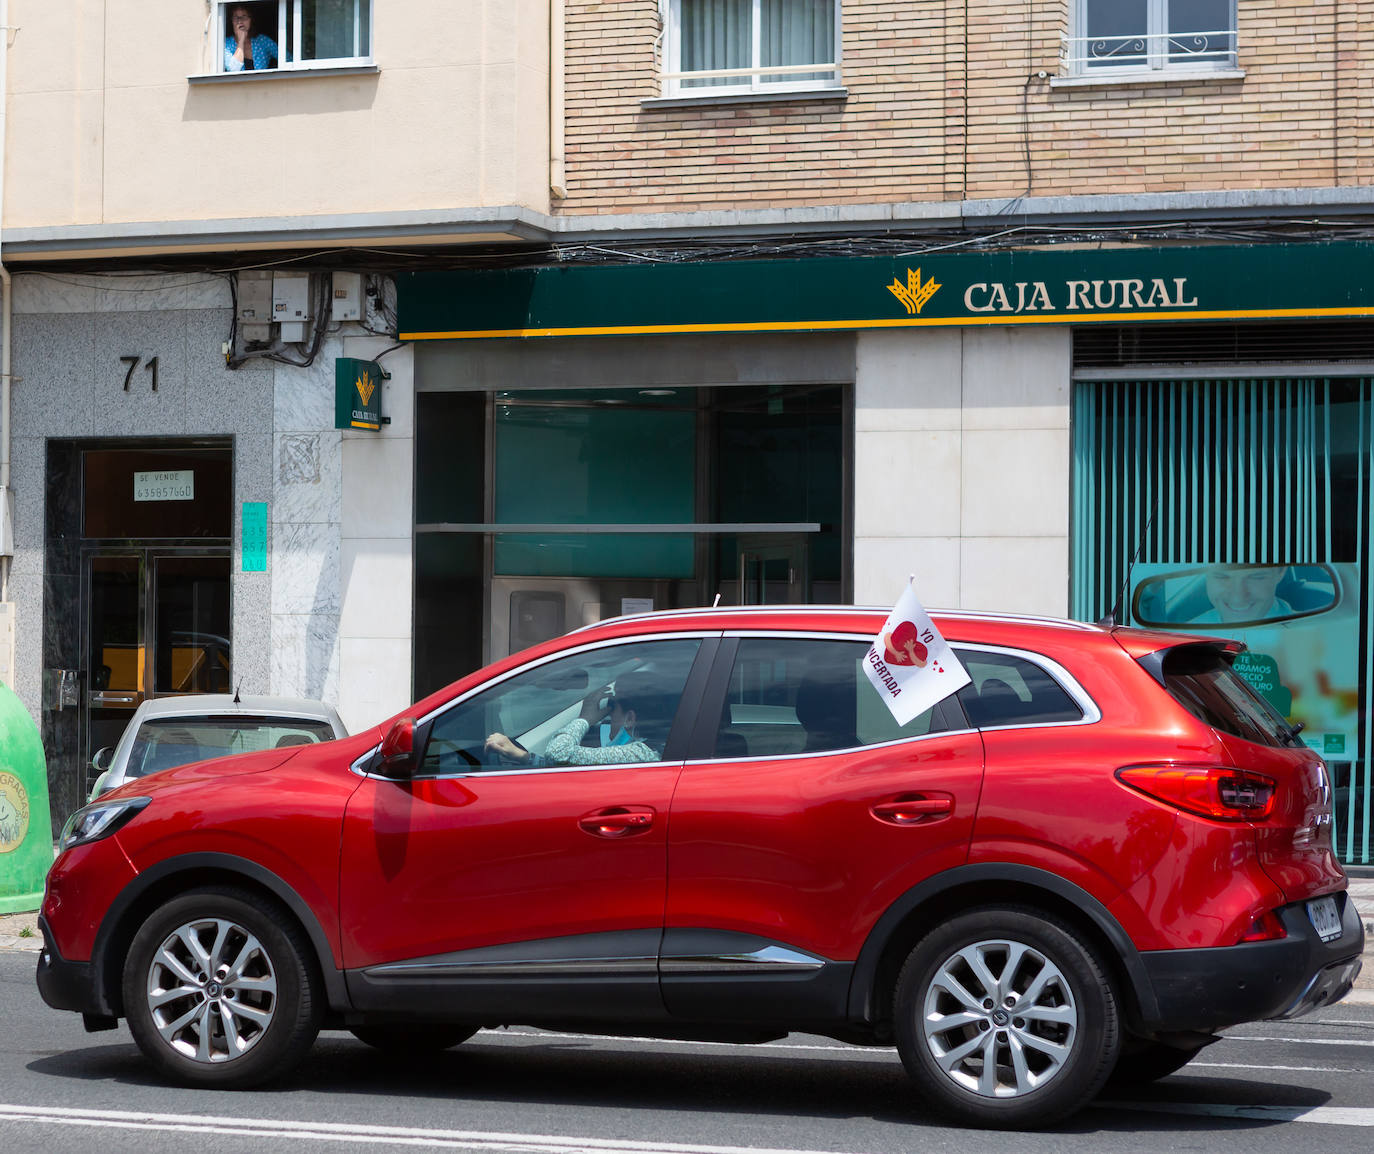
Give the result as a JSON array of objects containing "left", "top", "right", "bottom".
[
  {"left": 122, "top": 886, "right": 321, "bottom": 1088},
  {"left": 893, "top": 906, "right": 1120, "bottom": 1128}
]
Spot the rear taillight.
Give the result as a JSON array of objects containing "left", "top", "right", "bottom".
[
  {"left": 1116, "top": 764, "right": 1276, "bottom": 821},
  {"left": 1237, "top": 910, "right": 1288, "bottom": 943}
]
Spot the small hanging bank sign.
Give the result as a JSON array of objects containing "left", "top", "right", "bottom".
[
  {"left": 334, "top": 358, "right": 387, "bottom": 430},
  {"left": 863, "top": 578, "right": 971, "bottom": 725}
]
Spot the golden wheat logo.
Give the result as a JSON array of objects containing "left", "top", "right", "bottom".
[
  {"left": 356, "top": 370, "right": 376, "bottom": 408},
  {"left": 887, "top": 267, "right": 941, "bottom": 315}
]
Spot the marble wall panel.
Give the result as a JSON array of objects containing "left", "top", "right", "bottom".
[
  {"left": 93, "top": 274, "right": 194, "bottom": 313},
  {"left": 275, "top": 334, "right": 344, "bottom": 433},
  {"left": 92, "top": 310, "right": 190, "bottom": 437},
  {"left": 8, "top": 571, "right": 45, "bottom": 712},
  {"left": 184, "top": 310, "right": 274, "bottom": 436},
  {"left": 853, "top": 428, "right": 961, "bottom": 538},
  {"left": 184, "top": 307, "right": 271, "bottom": 385},
  {"left": 235, "top": 432, "right": 273, "bottom": 506},
  {"left": 274, "top": 431, "right": 342, "bottom": 526},
  {"left": 853, "top": 536, "right": 961, "bottom": 610},
  {"left": 10, "top": 313, "right": 98, "bottom": 438},
  {"left": 230, "top": 570, "right": 272, "bottom": 696},
  {"left": 339, "top": 636, "right": 411, "bottom": 734},
  {"left": 270, "top": 522, "right": 341, "bottom": 617},
  {"left": 8, "top": 436, "right": 47, "bottom": 578},
  {"left": 270, "top": 612, "right": 341, "bottom": 703},
  {"left": 855, "top": 328, "right": 963, "bottom": 432},
  {"left": 341, "top": 437, "right": 413, "bottom": 541},
  {"left": 12, "top": 273, "right": 98, "bottom": 315},
  {"left": 960, "top": 536, "right": 1069, "bottom": 616}
]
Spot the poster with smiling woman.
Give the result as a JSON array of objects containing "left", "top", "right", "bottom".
[{"left": 1129, "top": 562, "right": 1360, "bottom": 761}]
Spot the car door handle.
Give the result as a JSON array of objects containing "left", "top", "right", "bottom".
[
  {"left": 870, "top": 794, "right": 954, "bottom": 826},
  {"left": 578, "top": 806, "right": 656, "bottom": 839}
]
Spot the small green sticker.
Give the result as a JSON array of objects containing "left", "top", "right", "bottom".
[
  {"left": 242, "top": 502, "right": 267, "bottom": 572},
  {"left": 1323, "top": 733, "right": 1347, "bottom": 755}
]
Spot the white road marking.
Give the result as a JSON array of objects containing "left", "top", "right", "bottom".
[
  {"left": 0, "top": 1107, "right": 862, "bottom": 1154},
  {"left": 1222, "top": 1034, "right": 1374, "bottom": 1048},
  {"left": 1192, "top": 1061, "right": 1368, "bottom": 1074},
  {"left": 1098, "top": 1101, "right": 1374, "bottom": 1127}
]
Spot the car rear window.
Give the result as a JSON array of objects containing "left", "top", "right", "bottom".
[
  {"left": 954, "top": 650, "right": 1085, "bottom": 728},
  {"left": 127, "top": 715, "right": 337, "bottom": 777},
  {"left": 1157, "top": 646, "right": 1297, "bottom": 748}
]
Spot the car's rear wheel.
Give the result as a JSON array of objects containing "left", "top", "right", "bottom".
[
  {"left": 349, "top": 1025, "right": 477, "bottom": 1053},
  {"left": 122, "top": 886, "right": 321, "bottom": 1088},
  {"left": 893, "top": 906, "right": 1120, "bottom": 1129}
]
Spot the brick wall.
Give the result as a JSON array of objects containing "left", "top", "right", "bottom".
[{"left": 559, "top": 1, "right": 1374, "bottom": 215}]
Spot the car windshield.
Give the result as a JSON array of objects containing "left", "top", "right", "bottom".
[{"left": 125, "top": 715, "right": 337, "bottom": 778}]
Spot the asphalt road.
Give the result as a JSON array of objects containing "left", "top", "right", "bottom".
[{"left": 2, "top": 951, "right": 1373, "bottom": 1154}]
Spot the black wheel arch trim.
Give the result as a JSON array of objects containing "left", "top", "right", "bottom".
[
  {"left": 89, "top": 852, "right": 350, "bottom": 1016},
  {"left": 847, "top": 862, "right": 1158, "bottom": 1026}
]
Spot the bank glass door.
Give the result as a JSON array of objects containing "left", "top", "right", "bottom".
[{"left": 739, "top": 535, "right": 808, "bottom": 605}]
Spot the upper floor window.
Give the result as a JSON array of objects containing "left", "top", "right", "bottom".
[
  {"left": 1065, "top": 0, "right": 1236, "bottom": 77},
  {"left": 662, "top": 0, "right": 840, "bottom": 99},
  {"left": 217, "top": 1, "right": 372, "bottom": 75}
]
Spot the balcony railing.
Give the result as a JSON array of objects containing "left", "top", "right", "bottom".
[{"left": 1062, "top": 28, "right": 1237, "bottom": 74}]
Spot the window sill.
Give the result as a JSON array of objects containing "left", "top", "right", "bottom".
[
  {"left": 1050, "top": 67, "right": 1245, "bottom": 90},
  {"left": 642, "top": 87, "right": 848, "bottom": 111},
  {"left": 188, "top": 63, "right": 380, "bottom": 85}
]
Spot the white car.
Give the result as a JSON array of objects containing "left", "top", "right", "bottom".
[{"left": 89, "top": 693, "right": 348, "bottom": 801}]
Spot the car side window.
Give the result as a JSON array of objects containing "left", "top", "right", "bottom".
[
  {"left": 713, "top": 637, "right": 947, "bottom": 758},
  {"left": 955, "top": 649, "right": 1084, "bottom": 728},
  {"left": 420, "top": 638, "right": 702, "bottom": 774}
]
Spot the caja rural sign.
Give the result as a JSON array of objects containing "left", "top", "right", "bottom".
[{"left": 397, "top": 241, "right": 1374, "bottom": 340}]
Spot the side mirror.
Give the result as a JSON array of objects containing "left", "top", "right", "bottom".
[
  {"left": 377, "top": 717, "right": 420, "bottom": 779},
  {"left": 91, "top": 747, "right": 114, "bottom": 772}
]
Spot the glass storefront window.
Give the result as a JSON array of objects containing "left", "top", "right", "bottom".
[{"left": 414, "top": 384, "right": 848, "bottom": 697}]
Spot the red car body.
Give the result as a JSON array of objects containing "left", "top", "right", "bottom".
[{"left": 37, "top": 607, "right": 1364, "bottom": 1128}]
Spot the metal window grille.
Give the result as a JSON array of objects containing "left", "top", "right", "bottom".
[{"left": 1062, "top": 28, "right": 1237, "bottom": 72}]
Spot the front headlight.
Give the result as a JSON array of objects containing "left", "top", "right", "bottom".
[{"left": 58, "top": 796, "right": 151, "bottom": 852}]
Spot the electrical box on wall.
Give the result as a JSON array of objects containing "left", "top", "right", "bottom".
[
  {"left": 273, "top": 272, "right": 311, "bottom": 342},
  {"left": 237, "top": 271, "right": 273, "bottom": 343},
  {"left": 331, "top": 272, "right": 362, "bottom": 322}
]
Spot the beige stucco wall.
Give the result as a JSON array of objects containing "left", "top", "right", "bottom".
[{"left": 3, "top": 0, "right": 553, "bottom": 227}]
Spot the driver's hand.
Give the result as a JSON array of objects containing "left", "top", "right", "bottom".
[
  {"left": 484, "top": 732, "right": 528, "bottom": 762},
  {"left": 579, "top": 685, "right": 612, "bottom": 724}
]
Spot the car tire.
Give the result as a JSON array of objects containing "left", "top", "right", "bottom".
[
  {"left": 349, "top": 1025, "right": 478, "bottom": 1053},
  {"left": 1107, "top": 1038, "right": 1208, "bottom": 1086},
  {"left": 122, "top": 886, "right": 321, "bottom": 1088},
  {"left": 893, "top": 906, "right": 1120, "bottom": 1129}
]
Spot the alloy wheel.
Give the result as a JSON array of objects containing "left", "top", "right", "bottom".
[
  {"left": 921, "top": 937, "right": 1079, "bottom": 1099},
  {"left": 144, "top": 916, "right": 279, "bottom": 1064}
]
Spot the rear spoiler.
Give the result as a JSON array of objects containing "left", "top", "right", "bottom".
[{"left": 1119, "top": 636, "right": 1245, "bottom": 688}]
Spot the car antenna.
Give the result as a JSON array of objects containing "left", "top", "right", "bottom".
[
  {"left": 712, "top": 593, "right": 722, "bottom": 608},
  {"left": 1097, "top": 501, "right": 1158, "bottom": 629}
]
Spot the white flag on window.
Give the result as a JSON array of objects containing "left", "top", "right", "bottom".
[{"left": 862, "top": 578, "right": 971, "bottom": 725}]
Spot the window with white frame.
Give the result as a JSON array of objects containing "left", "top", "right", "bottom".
[
  {"left": 1066, "top": 0, "right": 1236, "bottom": 76},
  {"left": 216, "top": 1, "right": 372, "bottom": 74},
  {"left": 662, "top": 0, "right": 840, "bottom": 98}
]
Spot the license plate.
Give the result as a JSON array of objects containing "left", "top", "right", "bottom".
[{"left": 1307, "top": 896, "right": 1342, "bottom": 942}]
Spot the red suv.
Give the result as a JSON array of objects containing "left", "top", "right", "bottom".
[{"left": 37, "top": 607, "right": 1364, "bottom": 1128}]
